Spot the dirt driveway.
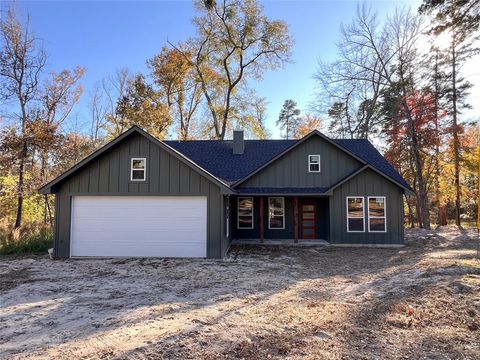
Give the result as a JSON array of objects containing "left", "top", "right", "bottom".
[{"left": 1, "top": 226, "right": 479, "bottom": 359}]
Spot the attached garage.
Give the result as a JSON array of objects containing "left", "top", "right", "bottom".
[
  {"left": 40, "top": 127, "right": 232, "bottom": 259},
  {"left": 70, "top": 196, "right": 207, "bottom": 257}
]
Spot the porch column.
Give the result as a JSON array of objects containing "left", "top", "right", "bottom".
[
  {"left": 260, "top": 197, "right": 264, "bottom": 243},
  {"left": 294, "top": 197, "right": 299, "bottom": 243}
]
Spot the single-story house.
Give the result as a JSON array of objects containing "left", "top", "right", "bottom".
[{"left": 39, "top": 126, "right": 413, "bottom": 259}]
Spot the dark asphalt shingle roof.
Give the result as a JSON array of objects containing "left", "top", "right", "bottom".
[
  {"left": 165, "top": 139, "right": 296, "bottom": 185},
  {"left": 236, "top": 187, "right": 330, "bottom": 194},
  {"left": 333, "top": 139, "right": 411, "bottom": 190},
  {"left": 164, "top": 137, "right": 411, "bottom": 190}
]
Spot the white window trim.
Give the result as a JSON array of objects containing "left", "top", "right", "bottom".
[
  {"left": 237, "top": 197, "right": 254, "bottom": 229},
  {"left": 130, "top": 158, "right": 146, "bottom": 181},
  {"left": 308, "top": 154, "right": 321, "bottom": 173},
  {"left": 367, "top": 196, "right": 387, "bottom": 233},
  {"left": 268, "top": 197, "right": 285, "bottom": 230},
  {"left": 346, "top": 196, "right": 365, "bottom": 233}
]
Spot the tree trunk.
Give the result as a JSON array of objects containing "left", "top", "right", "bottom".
[
  {"left": 415, "top": 194, "right": 423, "bottom": 228},
  {"left": 14, "top": 139, "right": 28, "bottom": 228},
  {"left": 40, "top": 154, "right": 53, "bottom": 226},
  {"left": 406, "top": 197, "right": 415, "bottom": 228},
  {"left": 405, "top": 108, "right": 430, "bottom": 229},
  {"left": 397, "top": 59, "right": 430, "bottom": 229},
  {"left": 434, "top": 51, "right": 443, "bottom": 227},
  {"left": 438, "top": 205, "right": 448, "bottom": 226},
  {"left": 413, "top": 145, "right": 430, "bottom": 229},
  {"left": 45, "top": 194, "right": 54, "bottom": 228},
  {"left": 451, "top": 32, "right": 461, "bottom": 227}
]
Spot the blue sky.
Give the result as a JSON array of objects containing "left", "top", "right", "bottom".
[{"left": 3, "top": 0, "right": 447, "bottom": 139}]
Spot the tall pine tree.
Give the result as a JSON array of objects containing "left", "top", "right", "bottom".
[
  {"left": 276, "top": 99, "right": 301, "bottom": 139},
  {"left": 420, "top": 0, "right": 480, "bottom": 226}
]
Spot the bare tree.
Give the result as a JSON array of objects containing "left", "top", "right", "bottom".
[
  {"left": 31, "top": 67, "right": 85, "bottom": 225},
  {"left": 171, "top": 0, "right": 293, "bottom": 139},
  {"left": 101, "top": 68, "right": 132, "bottom": 137},
  {"left": 316, "top": 5, "right": 431, "bottom": 228},
  {"left": 89, "top": 83, "right": 107, "bottom": 142},
  {"left": 315, "top": 5, "right": 385, "bottom": 139},
  {"left": 229, "top": 89, "right": 269, "bottom": 139},
  {"left": 0, "top": 6, "right": 46, "bottom": 228}
]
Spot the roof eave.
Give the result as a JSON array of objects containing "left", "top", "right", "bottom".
[{"left": 235, "top": 192, "right": 330, "bottom": 196}]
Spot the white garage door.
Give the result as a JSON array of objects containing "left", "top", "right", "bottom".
[{"left": 70, "top": 196, "right": 207, "bottom": 257}]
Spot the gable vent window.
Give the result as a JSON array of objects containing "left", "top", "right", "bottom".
[
  {"left": 238, "top": 197, "right": 254, "bottom": 229},
  {"left": 308, "top": 155, "right": 321, "bottom": 173},
  {"left": 131, "top": 158, "right": 146, "bottom": 181},
  {"left": 347, "top": 197, "right": 365, "bottom": 232},
  {"left": 368, "top": 197, "right": 386, "bottom": 232}
]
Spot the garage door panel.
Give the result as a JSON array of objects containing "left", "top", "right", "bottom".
[
  {"left": 72, "top": 218, "right": 205, "bottom": 230},
  {"left": 74, "top": 205, "right": 202, "bottom": 217},
  {"left": 70, "top": 196, "right": 207, "bottom": 257},
  {"left": 73, "top": 231, "right": 203, "bottom": 243}
]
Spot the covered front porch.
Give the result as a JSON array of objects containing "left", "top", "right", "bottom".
[{"left": 229, "top": 192, "right": 330, "bottom": 244}]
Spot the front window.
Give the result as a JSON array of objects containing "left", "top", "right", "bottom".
[
  {"left": 308, "top": 155, "right": 320, "bottom": 172},
  {"left": 237, "top": 197, "right": 253, "bottom": 229},
  {"left": 368, "top": 197, "right": 386, "bottom": 232},
  {"left": 131, "top": 158, "right": 146, "bottom": 181},
  {"left": 347, "top": 197, "right": 364, "bottom": 232},
  {"left": 269, "top": 197, "right": 285, "bottom": 229}
]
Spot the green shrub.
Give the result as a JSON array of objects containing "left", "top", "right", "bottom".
[{"left": 0, "top": 222, "right": 53, "bottom": 255}]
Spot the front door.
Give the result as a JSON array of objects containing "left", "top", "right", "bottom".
[{"left": 301, "top": 203, "right": 317, "bottom": 239}]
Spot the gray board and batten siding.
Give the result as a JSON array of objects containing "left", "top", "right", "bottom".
[
  {"left": 51, "top": 130, "right": 229, "bottom": 259},
  {"left": 234, "top": 135, "right": 405, "bottom": 245},
  {"left": 238, "top": 135, "right": 362, "bottom": 188},
  {"left": 330, "top": 168, "right": 404, "bottom": 245}
]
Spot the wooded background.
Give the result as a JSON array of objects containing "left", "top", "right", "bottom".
[{"left": 0, "top": 0, "right": 478, "bottom": 237}]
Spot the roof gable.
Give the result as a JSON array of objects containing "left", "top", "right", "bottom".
[
  {"left": 39, "top": 126, "right": 232, "bottom": 194},
  {"left": 231, "top": 130, "right": 368, "bottom": 187}
]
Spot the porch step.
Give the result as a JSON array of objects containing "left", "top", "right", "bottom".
[{"left": 231, "top": 239, "right": 331, "bottom": 246}]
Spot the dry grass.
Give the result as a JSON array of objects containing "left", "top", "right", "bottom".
[
  {"left": 0, "top": 221, "right": 53, "bottom": 255},
  {"left": 1, "top": 226, "right": 479, "bottom": 359}
]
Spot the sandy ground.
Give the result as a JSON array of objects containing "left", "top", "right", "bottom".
[{"left": 1, "top": 226, "right": 479, "bottom": 359}]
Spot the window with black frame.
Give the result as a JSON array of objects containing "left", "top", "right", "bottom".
[
  {"left": 237, "top": 197, "right": 253, "bottom": 229},
  {"left": 268, "top": 197, "right": 285, "bottom": 229}
]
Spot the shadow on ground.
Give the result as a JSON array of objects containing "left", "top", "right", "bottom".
[{"left": 0, "top": 227, "right": 479, "bottom": 359}]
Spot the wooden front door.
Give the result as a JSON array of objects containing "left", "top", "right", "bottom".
[{"left": 301, "top": 203, "right": 317, "bottom": 239}]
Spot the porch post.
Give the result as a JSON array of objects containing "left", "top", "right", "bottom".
[
  {"left": 259, "top": 197, "right": 264, "bottom": 243},
  {"left": 294, "top": 197, "right": 299, "bottom": 243}
]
